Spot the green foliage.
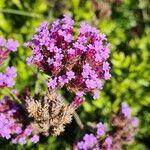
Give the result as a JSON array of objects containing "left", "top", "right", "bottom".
[{"left": 0, "top": 0, "right": 149, "bottom": 149}]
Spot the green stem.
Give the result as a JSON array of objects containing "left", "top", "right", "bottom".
[
  {"left": 0, "top": 8, "right": 43, "bottom": 18},
  {"left": 5, "top": 87, "right": 21, "bottom": 103}
]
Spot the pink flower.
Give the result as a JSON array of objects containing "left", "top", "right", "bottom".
[
  {"left": 132, "top": 117, "right": 139, "bottom": 127},
  {"left": 25, "top": 15, "right": 111, "bottom": 100},
  {"left": 104, "top": 137, "right": 112, "bottom": 148},
  {"left": 31, "top": 135, "right": 40, "bottom": 143},
  {"left": 18, "top": 137, "right": 26, "bottom": 145},
  {"left": 24, "top": 127, "right": 32, "bottom": 136},
  {"left": 121, "top": 102, "right": 131, "bottom": 118},
  {"left": 6, "top": 67, "right": 17, "bottom": 78},
  {"left": 48, "top": 78, "right": 58, "bottom": 89},
  {"left": 6, "top": 39, "right": 19, "bottom": 52},
  {"left": 0, "top": 36, "right": 6, "bottom": 46},
  {"left": 96, "top": 122, "right": 105, "bottom": 136},
  {"left": 66, "top": 70, "right": 75, "bottom": 80}
]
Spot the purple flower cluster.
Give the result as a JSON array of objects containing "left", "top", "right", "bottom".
[
  {"left": 0, "top": 67, "right": 17, "bottom": 88},
  {"left": 0, "top": 36, "right": 19, "bottom": 64},
  {"left": 0, "top": 36, "right": 19, "bottom": 88},
  {"left": 76, "top": 102, "right": 139, "bottom": 150},
  {"left": 96, "top": 122, "right": 105, "bottom": 136},
  {"left": 25, "top": 15, "right": 111, "bottom": 100},
  {"left": 0, "top": 97, "right": 39, "bottom": 145},
  {"left": 120, "top": 102, "right": 131, "bottom": 118},
  {"left": 77, "top": 134, "right": 99, "bottom": 150},
  {"left": 131, "top": 117, "right": 139, "bottom": 127},
  {"left": 120, "top": 102, "right": 139, "bottom": 127},
  {"left": 76, "top": 122, "right": 112, "bottom": 150}
]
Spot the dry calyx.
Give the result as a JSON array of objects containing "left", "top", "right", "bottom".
[{"left": 25, "top": 90, "right": 75, "bottom": 136}]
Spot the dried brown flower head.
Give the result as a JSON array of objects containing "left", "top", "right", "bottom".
[
  {"left": 93, "top": 0, "right": 112, "bottom": 19},
  {"left": 25, "top": 91, "right": 75, "bottom": 136},
  {"left": 110, "top": 108, "right": 138, "bottom": 150}
]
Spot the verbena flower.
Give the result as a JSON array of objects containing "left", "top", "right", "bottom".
[
  {"left": 77, "top": 134, "right": 98, "bottom": 149},
  {"left": 25, "top": 15, "right": 111, "bottom": 101},
  {"left": 0, "top": 33, "right": 84, "bottom": 144},
  {"left": 0, "top": 90, "right": 78, "bottom": 144},
  {"left": 31, "top": 135, "right": 40, "bottom": 143},
  {"left": 121, "top": 102, "right": 131, "bottom": 118},
  {"left": 5, "top": 39, "right": 19, "bottom": 52},
  {"left": 0, "top": 67, "right": 17, "bottom": 88},
  {"left": 76, "top": 102, "right": 139, "bottom": 150},
  {"left": 96, "top": 122, "right": 105, "bottom": 136},
  {"left": 0, "top": 36, "right": 19, "bottom": 62},
  {"left": 0, "top": 97, "right": 39, "bottom": 145},
  {"left": 0, "top": 36, "right": 18, "bottom": 88}
]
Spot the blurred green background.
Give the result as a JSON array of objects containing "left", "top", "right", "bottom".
[{"left": 0, "top": 0, "right": 149, "bottom": 149}]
